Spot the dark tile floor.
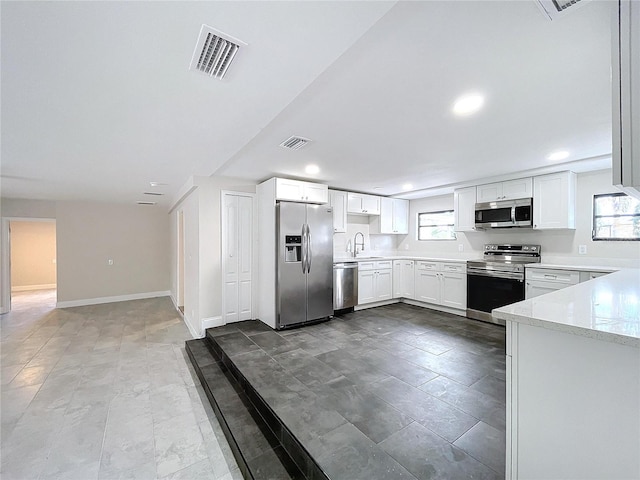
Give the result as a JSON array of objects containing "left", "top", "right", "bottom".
[{"left": 204, "top": 303, "right": 506, "bottom": 480}]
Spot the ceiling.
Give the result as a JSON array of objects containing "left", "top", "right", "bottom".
[{"left": 1, "top": 1, "right": 613, "bottom": 208}]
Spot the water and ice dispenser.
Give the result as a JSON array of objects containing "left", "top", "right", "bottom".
[{"left": 284, "top": 235, "right": 302, "bottom": 262}]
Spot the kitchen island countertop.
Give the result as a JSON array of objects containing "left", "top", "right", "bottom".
[{"left": 493, "top": 268, "right": 640, "bottom": 347}]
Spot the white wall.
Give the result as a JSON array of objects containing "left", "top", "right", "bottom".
[
  {"left": 169, "top": 175, "right": 256, "bottom": 337},
  {"left": 397, "top": 169, "right": 640, "bottom": 267},
  {"left": 55, "top": 201, "right": 170, "bottom": 304}
]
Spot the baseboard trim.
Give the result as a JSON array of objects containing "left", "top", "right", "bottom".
[
  {"left": 202, "top": 316, "right": 224, "bottom": 332},
  {"left": 184, "top": 313, "right": 202, "bottom": 339},
  {"left": 12, "top": 284, "right": 56, "bottom": 292},
  {"left": 56, "top": 290, "right": 171, "bottom": 309}
]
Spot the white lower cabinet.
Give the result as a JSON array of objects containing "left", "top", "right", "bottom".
[
  {"left": 358, "top": 261, "right": 393, "bottom": 304},
  {"left": 414, "top": 261, "right": 466, "bottom": 309},
  {"left": 393, "top": 260, "right": 415, "bottom": 299}
]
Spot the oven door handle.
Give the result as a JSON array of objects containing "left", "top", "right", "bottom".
[
  {"left": 511, "top": 206, "right": 516, "bottom": 224},
  {"left": 467, "top": 269, "right": 524, "bottom": 282}
]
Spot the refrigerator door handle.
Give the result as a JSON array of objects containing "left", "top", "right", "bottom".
[
  {"left": 301, "top": 224, "right": 307, "bottom": 273},
  {"left": 307, "top": 224, "right": 312, "bottom": 273}
]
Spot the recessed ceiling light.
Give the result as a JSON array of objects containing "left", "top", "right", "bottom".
[
  {"left": 149, "top": 182, "right": 168, "bottom": 187},
  {"left": 547, "top": 150, "right": 570, "bottom": 161},
  {"left": 402, "top": 183, "right": 413, "bottom": 191},
  {"left": 452, "top": 93, "right": 485, "bottom": 116},
  {"left": 305, "top": 164, "right": 320, "bottom": 174}
]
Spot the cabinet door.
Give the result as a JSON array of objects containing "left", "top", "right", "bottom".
[
  {"left": 454, "top": 186, "right": 477, "bottom": 232},
  {"left": 378, "top": 197, "right": 394, "bottom": 233},
  {"left": 375, "top": 270, "right": 393, "bottom": 301},
  {"left": 392, "top": 199, "right": 409, "bottom": 234},
  {"left": 393, "top": 261, "right": 403, "bottom": 298},
  {"left": 402, "top": 261, "right": 415, "bottom": 299},
  {"left": 275, "top": 178, "right": 305, "bottom": 201},
  {"left": 304, "top": 183, "right": 329, "bottom": 203},
  {"left": 477, "top": 182, "right": 502, "bottom": 202},
  {"left": 415, "top": 269, "right": 439, "bottom": 304},
  {"left": 362, "top": 194, "right": 381, "bottom": 215},
  {"left": 440, "top": 272, "right": 466, "bottom": 310},
  {"left": 533, "top": 172, "right": 576, "bottom": 229},
  {"left": 329, "top": 190, "right": 347, "bottom": 233},
  {"left": 501, "top": 178, "right": 532, "bottom": 200},
  {"left": 347, "top": 193, "right": 364, "bottom": 213},
  {"left": 358, "top": 270, "right": 376, "bottom": 304},
  {"left": 525, "top": 282, "right": 561, "bottom": 299}
]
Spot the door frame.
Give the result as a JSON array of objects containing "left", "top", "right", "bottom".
[
  {"left": 221, "top": 190, "right": 256, "bottom": 325},
  {"left": 0, "top": 217, "right": 57, "bottom": 314}
]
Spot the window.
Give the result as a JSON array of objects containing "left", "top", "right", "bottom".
[
  {"left": 418, "top": 210, "right": 456, "bottom": 240},
  {"left": 592, "top": 192, "right": 640, "bottom": 241}
]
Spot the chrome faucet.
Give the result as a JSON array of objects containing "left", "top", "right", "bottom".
[{"left": 353, "top": 232, "right": 365, "bottom": 257}]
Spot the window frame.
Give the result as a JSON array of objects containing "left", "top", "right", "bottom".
[
  {"left": 592, "top": 192, "right": 640, "bottom": 241},
  {"left": 417, "top": 209, "right": 457, "bottom": 241}
]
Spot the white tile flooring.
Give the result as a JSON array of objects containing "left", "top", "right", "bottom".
[{"left": 1, "top": 290, "right": 241, "bottom": 480}]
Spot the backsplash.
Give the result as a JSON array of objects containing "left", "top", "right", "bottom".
[{"left": 333, "top": 215, "right": 398, "bottom": 257}]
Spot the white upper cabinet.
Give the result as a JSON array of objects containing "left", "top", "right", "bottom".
[
  {"left": 370, "top": 197, "right": 409, "bottom": 234},
  {"left": 347, "top": 192, "right": 381, "bottom": 215},
  {"left": 533, "top": 171, "right": 576, "bottom": 230},
  {"left": 612, "top": 0, "right": 640, "bottom": 196},
  {"left": 454, "top": 186, "right": 477, "bottom": 232},
  {"left": 328, "top": 190, "right": 347, "bottom": 233},
  {"left": 275, "top": 178, "right": 328, "bottom": 204},
  {"left": 476, "top": 177, "right": 533, "bottom": 203}
]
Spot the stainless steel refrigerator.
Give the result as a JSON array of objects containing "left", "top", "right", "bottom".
[{"left": 276, "top": 202, "right": 333, "bottom": 329}]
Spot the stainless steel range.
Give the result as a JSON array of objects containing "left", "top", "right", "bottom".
[{"left": 466, "top": 244, "right": 541, "bottom": 325}]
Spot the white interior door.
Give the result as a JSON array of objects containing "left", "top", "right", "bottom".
[{"left": 222, "top": 192, "right": 253, "bottom": 323}]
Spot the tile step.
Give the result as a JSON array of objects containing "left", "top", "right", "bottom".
[{"left": 185, "top": 339, "right": 307, "bottom": 480}]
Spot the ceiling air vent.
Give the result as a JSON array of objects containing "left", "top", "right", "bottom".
[
  {"left": 535, "top": 0, "right": 586, "bottom": 20},
  {"left": 137, "top": 201, "right": 157, "bottom": 206},
  {"left": 279, "top": 136, "right": 311, "bottom": 151},
  {"left": 189, "top": 25, "right": 247, "bottom": 80}
]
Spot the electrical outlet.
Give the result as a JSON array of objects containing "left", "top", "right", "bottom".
[
  {"left": 578, "top": 245, "right": 587, "bottom": 255},
  {"left": 405, "top": 244, "right": 409, "bottom": 250},
  {"left": 108, "top": 259, "right": 114, "bottom": 265},
  {"left": 458, "top": 244, "right": 464, "bottom": 252}
]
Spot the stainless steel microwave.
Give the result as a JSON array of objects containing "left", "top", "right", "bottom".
[{"left": 474, "top": 198, "right": 533, "bottom": 229}]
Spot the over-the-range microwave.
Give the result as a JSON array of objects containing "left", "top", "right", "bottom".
[{"left": 474, "top": 198, "right": 533, "bottom": 229}]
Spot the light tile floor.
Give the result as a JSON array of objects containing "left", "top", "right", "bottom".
[{"left": 1, "top": 290, "right": 241, "bottom": 480}]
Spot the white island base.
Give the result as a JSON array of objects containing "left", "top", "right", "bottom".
[
  {"left": 495, "top": 269, "right": 640, "bottom": 480},
  {"left": 505, "top": 321, "right": 639, "bottom": 479}
]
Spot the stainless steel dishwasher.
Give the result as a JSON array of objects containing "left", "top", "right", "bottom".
[{"left": 333, "top": 262, "right": 358, "bottom": 310}]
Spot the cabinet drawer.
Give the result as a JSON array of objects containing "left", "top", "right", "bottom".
[
  {"left": 358, "top": 261, "right": 376, "bottom": 271},
  {"left": 526, "top": 268, "right": 579, "bottom": 285},
  {"left": 375, "top": 260, "right": 393, "bottom": 270},
  {"left": 442, "top": 263, "right": 466, "bottom": 273},
  {"left": 416, "top": 261, "right": 438, "bottom": 271}
]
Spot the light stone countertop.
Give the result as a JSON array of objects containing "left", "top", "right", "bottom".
[
  {"left": 525, "top": 263, "right": 618, "bottom": 273},
  {"left": 493, "top": 268, "right": 640, "bottom": 347},
  {"left": 333, "top": 255, "right": 469, "bottom": 264}
]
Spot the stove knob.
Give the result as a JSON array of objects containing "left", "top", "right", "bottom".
[{"left": 523, "top": 246, "right": 529, "bottom": 251}]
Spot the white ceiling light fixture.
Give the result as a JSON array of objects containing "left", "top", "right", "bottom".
[
  {"left": 547, "top": 150, "right": 570, "bottom": 161},
  {"left": 452, "top": 93, "right": 485, "bottom": 117},
  {"left": 189, "top": 25, "right": 247, "bottom": 80},
  {"left": 279, "top": 136, "right": 311, "bottom": 150},
  {"left": 305, "top": 164, "right": 320, "bottom": 175}
]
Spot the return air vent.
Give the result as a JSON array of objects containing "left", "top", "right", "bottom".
[
  {"left": 279, "top": 136, "right": 311, "bottom": 151},
  {"left": 189, "top": 25, "right": 247, "bottom": 80},
  {"left": 137, "top": 201, "right": 157, "bottom": 206},
  {"left": 535, "top": 0, "right": 586, "bottom": 20}
]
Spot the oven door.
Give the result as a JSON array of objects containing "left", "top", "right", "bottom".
[{"left": 466, "top": 271, "right": 525, "bottom": 324}]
